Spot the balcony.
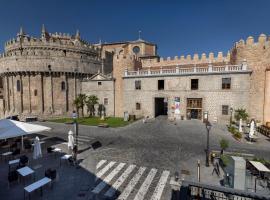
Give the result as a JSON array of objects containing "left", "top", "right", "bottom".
[{"left": 124, "top": 61, "right": 250, "bottom": 78}]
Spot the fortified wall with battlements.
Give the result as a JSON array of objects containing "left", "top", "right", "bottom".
[{"left": 0, "top": 28, "right": 269, "bottom": 125}]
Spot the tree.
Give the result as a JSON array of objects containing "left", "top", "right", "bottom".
[
  {"left": 85, "top": 95, "right": 99, "bottom": 117},
  {"left": 234, "top": 108, "right": 249, "bottom": 121},
  {"left": 73, "top": 94, "right": 87, "bottom": 117},
  {"left": 219, "top": 138, "right": 229, "bottom": 155}
]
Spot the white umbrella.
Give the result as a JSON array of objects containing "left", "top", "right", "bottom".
[
  {"left": 0, "top": 119, "right": 51, "bottom": 139},
  {"left": 239, "top": 118, "right": 243, "bottom": 133},
  {"left": 33, "top": 136, "right": 42, "bottom": 159},
  {"left": 0, "top": 119, "right": 51, "bottom": 150},
  {"left": 68, "top": 130, "right": 74, "bottom": 150},
  {"left": 249, "top": 120, "right": 255, "bottom": 138}
]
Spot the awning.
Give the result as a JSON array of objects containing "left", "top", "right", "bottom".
[
  {"left": 249, "top": 161, "right": 270, "bottom": 172},
  {"left": 0, "top": 119, "right": 51, "bottom": 140}
]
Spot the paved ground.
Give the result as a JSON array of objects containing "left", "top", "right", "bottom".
[{"left": 1, "top": 117, "right": 269, "bottom": 200}]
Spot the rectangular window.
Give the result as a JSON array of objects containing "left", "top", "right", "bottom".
[
  {"left": 191, "top": 79, "right": 199, "bottom": 90},
  {"left": 136, "top": 102, "right": 141, "bottom": 110},
  {"left": 104, "top": 98, "right": 108, "bottom": 105},
  {"left": 222, "top": 105, "right": 229, "bottom": 115},
  {"left": 222, "top": 78, "right": 231, "bottom": 89},
  {"left": 135, "top": 80, "right": 141, "bottom": 90},
  {"left": 158, "top": 80, "right": 164, "bottom": 90},
  {"left": 98, "top": 81, "right": 102, "bottom": 86}
]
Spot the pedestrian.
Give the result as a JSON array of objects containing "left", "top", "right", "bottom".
[
  {"left": 71, "top": 145, "right": 78, "bottom": 166},
  {"left": 216, "top": 162, "right": 220, "bottom": 176}
]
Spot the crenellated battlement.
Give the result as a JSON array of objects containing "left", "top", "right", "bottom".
[
  {"left": 141, "top": 51, "right": 231, "bottom": 68},
  {"left": 3, "top": 26, "right": 101, "bottom": 57},
  {"left": 233, "top": 33, "right": 270, "bottom": 49}
]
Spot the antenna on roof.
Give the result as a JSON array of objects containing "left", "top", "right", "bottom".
[{"left": 138, "top": 30, "right": 142, "bottom": 39}]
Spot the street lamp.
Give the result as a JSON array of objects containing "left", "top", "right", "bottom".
[
  {"left": 72, "top": 110, "right": 79, "bottom": 147},
  {"left": 205, "top": 121, "right": 212, "bottom": 167},
  {"left": 230, "top": 107, "right": 233, "bottom": 127}
]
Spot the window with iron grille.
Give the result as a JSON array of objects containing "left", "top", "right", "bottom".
[
  {"left": 136, "top": 102, "right": 141, "bottom": 110},
  {"left": 135, "top": 80, "right": 141, "bottom": 90},
  {"left": 222, "top": 105, "right": 229, "bottom": 115},
  {"left": 104, "top": 98, "right": 108, "bottom": 105},
  {"left": 222, "top": 78, "right": 231, "bottom": 89}
]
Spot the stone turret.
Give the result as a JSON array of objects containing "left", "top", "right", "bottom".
[{"left": 231, "top": 33, "right": 270, "bottom": 123}]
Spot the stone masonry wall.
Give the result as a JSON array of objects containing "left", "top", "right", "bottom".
[
  {"left": 231, "top": 34, "right": 270, "bottom": 123},
  {"left": 123, "top": 73, "right": 250, "bottom": 123},
  {"left": 81, "top": 80, "right": 115, "bottom": 116}
]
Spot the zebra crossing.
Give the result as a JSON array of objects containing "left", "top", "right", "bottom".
[
  {"left": 77, "top": 134, "right": 95, "bottom": 145},
  {"left": 91, "top": 160, "right": 170, "bottom": 200}
]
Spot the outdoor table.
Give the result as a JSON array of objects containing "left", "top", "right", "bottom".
[
  {"left": 17, "top": 166, "right": 35, "bottom": 185},
  {"left": 1, "top": 151, "right": 12, "bottom": 161},
  {"left": 60, "top": 154, "right": 72, "bottom": 166},
  {"left": 52, "top": 148, "right": 61, "bottom": 158},
  {"left": 249, "top": 161, "right": 270, "bottom": 191},
  {"left": 8, "top": 159, "right": 20, "bottom": 171},
  {"left": 24, "top": 177, "right": 51, "bottom": 200}
]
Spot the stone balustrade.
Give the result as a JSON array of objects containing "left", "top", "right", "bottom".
[{"left": 124, "top": 62, "right": 249, "bottom": 77}]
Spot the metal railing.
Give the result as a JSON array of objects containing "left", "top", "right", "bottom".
[{"left": 179, "top": 181, "right": 269, "bottom": 200}]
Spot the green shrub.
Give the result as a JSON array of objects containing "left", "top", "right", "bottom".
[
  {"left": 234, "top": 131, "right": 242, "bottom": 139},
  {"left": 220, "top": 138, "right": 229, "bottom": 150},
  {"left": 220, "top": 155, "right": 230, "bottom": 167},
  {"left": 228, "top": 126, "right": 237, "bottom": 134}
]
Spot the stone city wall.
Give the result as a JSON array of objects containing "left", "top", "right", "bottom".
[
  {"left": 230, "top": 34, "right": 270, "bottom": 123},
  {"left": 141, "top": 51, "right": 231, "bottom": 68}
]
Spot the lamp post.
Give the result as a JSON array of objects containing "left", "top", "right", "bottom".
[
  {"left": 230, "top": 107, "right": 233, "bottom": 127},
  {"left": 72, "top": 110, "right": 78, "bottom": 147},
  {"left": 205, "top": 121, "right": 212, "bottom": 167}
]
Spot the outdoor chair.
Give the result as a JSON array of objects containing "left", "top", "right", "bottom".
[
  {"left": 47, "top": 147, "right": 55, "bottom": 154},
  {"left": 12, "top": 149, "right": 20, "bottom": 158},
  {"left": 19, "top": 155, "right": 29, "bottom": 167},
  {"left": 24, "top": 140, "right": 32, "bottom": 151},
  {"left": 45, "top": 168, "right": 57, "bottom": 187},
  {"left": 8, "top": 170, "right": 18, "bottom": 188},
  {"left": 10, "top": 143, "right": 17, "bottom": 150}
]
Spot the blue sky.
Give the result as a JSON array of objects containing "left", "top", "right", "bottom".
[{"left": 0, "top": 0, "right": 269, "bottom": 57}]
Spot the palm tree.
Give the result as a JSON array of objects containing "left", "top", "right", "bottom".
[
  {"left": 234, "top": 108, "right": 249, "bottom": 121},
  {"left": 73, "top": 94, "right": 87, "bottom": 117},
  {"left": 85, "top": 95, "right": 99, "bottom": 117}
]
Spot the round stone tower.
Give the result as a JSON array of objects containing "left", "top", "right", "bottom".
[
  {"left": 230, "top": 34, "right": 270, "bottom": 124},
  {"left": 0, "top": 26, "right": 102, "bottom": 119}
]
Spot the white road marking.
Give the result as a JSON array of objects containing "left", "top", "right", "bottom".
[
  {"left": 96, "top": 160, "right": 107, "bottom": 170},
  {"left": 104, "top": 164, "right": 136, "bottom": 198},
  {"left": 133, "top": 168, "right": 158, "bottom": 200},
  {"left": 117, "top": 167, "right": 146, "bottom": 200},
  {"left": 150, "top": 170, "right": 170, "bottom": 200},
  {"left": 92, "top": 163, "right": 126, "bottom": 194},
  {"left": 96, "top": 161, "right": 116, "bottom": 179}
]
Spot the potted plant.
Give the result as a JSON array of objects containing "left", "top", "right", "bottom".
[{"left": 220, "top": 138, "right": 229, "bottom": 155}]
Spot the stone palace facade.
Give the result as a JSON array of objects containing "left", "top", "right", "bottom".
[{"left": 0, "top": 26, "right": 270, "bottom": 124}]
